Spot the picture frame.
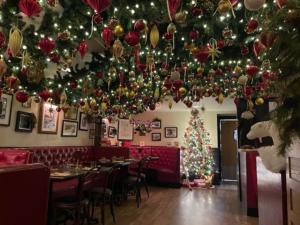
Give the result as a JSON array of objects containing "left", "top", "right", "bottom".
[
  {"left": 0, "top": 93, "right": 13, "bottom": 126},
  {"left": 117, "top": 119, "right": 134, "bottom": 141},
  {"left": 165, "top": 127, "right": 178, "bottom": 138},
  {"left": 61, "top": 120, "right": 78, "bottom": 137},
  {"left": 38, "top": 102, "right": 59, "bottom": 134},
  {"left": 108, "top": 126, "right": 117, "bottom": 138},
  {"left": 79, "top": 112, "right": 88, "bottom": 131},
  {"left": 151, "top": 118, "right": 161, "bottom": 129},
  {"left": 64, "top": 106, "right": 78, "bottom": 120},
  {"left": 15, "top": 111, "right": 34, "bottom": 133},
  {"left": 152, "top": 133, "right": 161, "bottom": 141}
]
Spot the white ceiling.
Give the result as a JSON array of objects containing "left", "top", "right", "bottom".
[{"left": 152, "top": 97, "right": 236, "bottom": 112}]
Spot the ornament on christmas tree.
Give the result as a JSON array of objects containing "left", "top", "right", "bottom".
[
  {"left": 84, "top": 0, "right": 111, "bottom": 14},
  {"left": 244, "top": 0, "right": 265, "bottom": 11},
  {"left": 252, "top": 40, "right": 266, "bottom": 58},
  {"left": 27, "top": 61, "right": 45, "bottom": 84},
  {"left": 245, "top": 18, "right": 259, "bottom": 34},
  {"left": 0, "top": 58, "right": 7, "bottom": 78},
  {"left": 207, "top": 39, "right": 222, "bottom": 61},
  {"left": 134, "top": 19, "right": 146, "bottom": 32},
  {"left": 38, "top": 37, "right": 56, "bottom": 55},
  {"left": 124, "top": 31, "right": 140, "bottom": 46},
  {"left": 78, "top": 40, "right": 88, "bottom": 59},
  {"left": 18, "top": 0, "right": 42, "bottom": 17},
  {"left": 150, "top": 25, "right": 159, "bottom": 48},
  {"left": 0, "top": 32, "right": 5, "bottom": 48},
  {"left": 101, "top": 27, "right": 113, "bottom": 49},
  {"left": 113, "top": 24, "right": 124, "bottom": 37},
  {"left": 7, "top": 26, "right": 23, "bottom": 57},
  {"left": 39, "top": 89, "right": 51, "bottom": 102},
  {"left": 222, "top": 26, "right": 233, "bottom": 39},
  {"left": 175, "top": 11, "right": 187, "bottom": 26},
  {"left": 15, "top": 90, "right": 29, "bottom": 103},
  {"left": 166, "top": 0, "right": 181, "bottom": 21},
  {"left": 112, "top": 39, "right": 124, "bottom": 61},
  {"left": 215, "top": 0, "right": 236, "bottom": 18},
  {"left": 5, "top": 75, "right": 20, "bottom": 90},
  {"left": 194, "top": 45, "right": 209, "bottom": 63}
]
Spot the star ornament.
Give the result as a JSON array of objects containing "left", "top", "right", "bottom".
[{"left": 207, "top": 39, "right": 222, "bottom": 62}]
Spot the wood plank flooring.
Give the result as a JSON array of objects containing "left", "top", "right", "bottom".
[{"left": 94, "top": 184, "right": 258, "bottom": 225}]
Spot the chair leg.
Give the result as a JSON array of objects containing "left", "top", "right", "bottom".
[
  {"left": 143, "top": 178, "right": 149, "bottom": 199},
  {"left": 101, "top": 203, "right": 105, "bottom": 225},
  {"left": 110, "top": 196, "right": 116, "bottom": 223}
]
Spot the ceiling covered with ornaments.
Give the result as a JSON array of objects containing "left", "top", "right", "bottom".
[{"left": 0, "top": 0, "right": 290, "bottom": 118}]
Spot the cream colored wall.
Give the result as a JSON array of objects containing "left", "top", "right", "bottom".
[
  {"left": 132, "top": 110, "right": 236, "bottom": 148},
  {"left": 0, "top": 98, "right": 93, "bottom": 147}
]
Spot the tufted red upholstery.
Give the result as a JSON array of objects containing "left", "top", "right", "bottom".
[
  {"left": 0, "top": 148, "right": 30, "bottom": 166},
  {"left": 129, "top": 146, "right": 180, "bottom": 186},
  {"left": 94, "top": 146, "right": 130, "bottom": 160},
  {"left": 0, "top": 164, "right": 50, "bottom": 225},
  {"left": 29, "top": 146, "right": 94, "bottom": 167}
]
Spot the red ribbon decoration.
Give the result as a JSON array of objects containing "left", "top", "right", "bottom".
[
  {"left": 84, "top": 0, "right": 111, "bottom": 13},
  {"left": 167, "top": 0, "right": 181, "bottom": 21},
  {"left": 18, "top": 0, "right": 42, "bottom": 17}
]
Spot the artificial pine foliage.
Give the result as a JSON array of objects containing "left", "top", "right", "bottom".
[{"left": 182, "top": 109, "right": 214, "bottom": 186}]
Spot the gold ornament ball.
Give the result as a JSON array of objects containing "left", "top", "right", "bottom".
[
  {"left": 179, "top": 87, "right": 187, "bottom": 95},
  {"left": 114, "top": 25, "right": 124, "bottom": 36},
  {"left": 255, "top": 97, "right": 264, "bottom": 105},
  {"left": 167, "top": 23, "right": 177, "bottom": 34},
  {"left": 197, "top": 67, "right": 204, "bottom": 74}
]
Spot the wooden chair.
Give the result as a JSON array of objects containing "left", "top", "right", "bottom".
[{"left": 89, "top": 166, "right": 120, "bottom": 225}]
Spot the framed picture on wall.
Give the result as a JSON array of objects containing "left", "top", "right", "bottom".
[
  {"left": 15, "top": 111, "right": 34, "bottom": 132},
  {"left": 38, "top": 103, "right": 59, "bottom": 134},
  {"left": 0, "top": 93, "right": 13, "bottom": 126},
  {"left": 61, "top": 120, "right": 78, "bottom": 137},
  {"left": 79, "top": 112, "right": 88, "bottom": 131},
  {"left": 64, "top": 106, "right": 78, "bottom": 120},
  {"left": 117, "top": 119, "right": 134, "bottom": 141},
  {"left": 165, "top": 127, "right": 178, "bottom": 138},
  {"left": 151, "top": 118, "right": 161, "bottom": 129},
  {"left": 152, "top": 133, "right": 161, "bottom": 141},
  {"left": 108, "top": 126, "right": 117, "bottom": 138}
]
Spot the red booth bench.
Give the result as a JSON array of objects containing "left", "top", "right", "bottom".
[
  {"left": 129, "top": 146, "right": 181, "bottom": 187},
  {"left": 0, "top": 148, "right": 30, "bottom": 166},
  {"left": 0, "top": 164, "right": 50, "bottom": 225}
]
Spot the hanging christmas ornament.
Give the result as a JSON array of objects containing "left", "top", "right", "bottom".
[
  {"left": 38, "top": 37, "right": 56, "bottom": 55},
  {"left": 246, "top": 65, "right": 259, "bottom": 77},
  {"left": 259, "top": 31, "right": 277, "bottom": 48},
  {"left": 175, "top": 11, "right": 187, "bottom": 27},
  {"left": 15, "top": 90, "right": 29, "bottom": 103},
  {"left": 27, "top": 61, "right": 44, "bottom": 84},
  {"left": 252, "top": 40, "right": 266, "bottom": 58},
  {"left": 245, "top": 18, "right": 259, "bottom": 34},
  {"left": 112, "top": 39, "right": 124, "bottom": 60},
  {"left": 57, "top": 30, "right": 70, "bottom": 41},
  {"left": 18, "top": 0, "right": 42, "bottom": 17},
  {"left": 39, "top": 89, "right": 51, "bottom": 102},
  {"left": 0, "top": 58, "right": 7, "bottom": 78},
  {"left": 207, "top": 39, "right": 222, "bottom": 61},
  {"left": 84, "top": 0, "right": 111, "bottom": 14},
  {"left": 124, "top": 31, "right": 140, "bottom": 46},
  {"left": 101, "top": 27, "right": 113, "bottom": 49},
  {"left": 222, "top": 26, "right": 233, "bottom": 39},
  {"left": 113, "top": 24, "right": 124, "bottom": 37},
  {"left": 244, "top": 0, "right": 265, "bottom": 11},
  {"left": 194, "top": 45, "right": 209, "bottom": 63},
  {"left": 168, "top": 99, "right": 173, "bottom": 109},
  {"left": 255, "top": 97, "right": 265, "bottom": 105},
  {"left": 150, "top": 25, "right": 159, "bottom": 48},
  {"left": 167, "top": 23, "right": 176, "bottom": 34},
  {"left": 189, "top": 30, "right": 199, "bottom": 40},
  {"left": 5, "top": 75, "right": 20, "bottom": 90},
  {"left": 134, "top": 19, "right": 146, "bottom": 32},
  {"left": 0, "top": 32, "right": 5, "bottom": 48},
  {"left": 215, "top": 0, "right": 236, "bottom": 17},
  {"left": 238, "top": 75, "right": 248, "bottom": 85},
  {"left": 78, "top": 40, "right": 88, "bottom": 59},
  {"left": 166, "top": 0, "right": 181, "bottom": 21},
  {"left": 7, "top": 26, "right": 23, "bottom": 57},
  {"left": 276, "top": 0, "right": 288, "bottom": 8},
  {"left": 192, "top": 7, "right": 203, "bottom": 16}
]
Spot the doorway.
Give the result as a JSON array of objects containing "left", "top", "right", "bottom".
[{"left": 217, "top": 115, "right": 238, "bottom": 182}]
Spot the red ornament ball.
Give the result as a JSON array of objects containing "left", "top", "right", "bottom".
[
  {"left": 15, "top": 91, "right": 29, "bottom": 103},
  {"left": 192, "top": 7, "right": 202, "bottom": 16},
  {"left": 124, "top": 31, "right": 140, "bottom": 46},
  {"left": 38, "top": 37, "right": 56, "bottom": 55},
  {"left": 134, "top": 19, "right": 146, "bottom": 32}
]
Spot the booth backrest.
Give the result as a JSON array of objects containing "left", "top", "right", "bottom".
[
  {"left": 0, "top": 164, "right": 50, "bottom": 225},
  {"left": 29, "top": 146, "right": 94, "bottom": 167},
  {"left": 94, "top": 146, "right": 130, "bottom": 160},
  {"left": 0, "top": 148, "right": 30, "bottom": 167},
  {"left": 148, "top": 147, "right": 180, "bottom": 172}
]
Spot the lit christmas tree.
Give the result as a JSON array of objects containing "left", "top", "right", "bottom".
[{"left": 182, "top": 109, "right": 214, "bottom": 187}]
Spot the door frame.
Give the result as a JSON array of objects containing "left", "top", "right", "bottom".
[{"left": 217, "top": 114, "right": 237, "bottom": 181}]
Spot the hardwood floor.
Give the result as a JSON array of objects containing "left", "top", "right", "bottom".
[{"left": 93, "top": 184, "right": 258, "bottom": 225}]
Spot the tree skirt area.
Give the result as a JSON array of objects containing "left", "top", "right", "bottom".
[{"left": 182, "top": 179, "right": 215, "bottom": 190}]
